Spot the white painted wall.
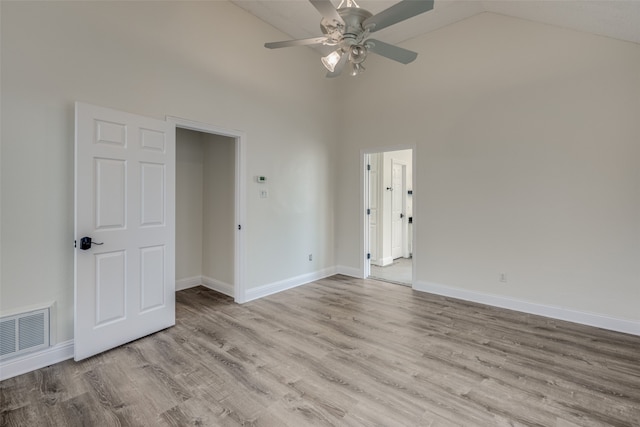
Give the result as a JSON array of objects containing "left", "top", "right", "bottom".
[
  {"left": 0, "top": 1, "right": 337, "bottom": 343},
  {"left": 176, "top": 129, "right": 204, "bottom": 281},
  {"left": 175, "top": 130, "right": 234, "bottom": 289},
  {"left": 2, "top": 1, "right": 638, "bottom": 354},
  {"left": 202, "top": 134, "right": 235, "bottom": 287},
  {"left": 336, "top": 13, "right": 640, "bottom": 322}
]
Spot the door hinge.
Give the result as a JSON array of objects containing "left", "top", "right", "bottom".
[
  {"left": 367, "top": 164, "right": 371, "bottom": 171},
  {"left": 74, "top": 240, "right": 76, "bottom": 248},
  {"left": 367, "top": 253, "right": 371, "bottom": 260},
  {"left": 238, "top": 225, "right": 242, "bottom": 230},
  {"left": 366, "top": 208, "right": 370, "bottom": 215}
]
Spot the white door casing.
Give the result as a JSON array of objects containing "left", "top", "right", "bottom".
[
  {"left": 401, "top": 165, "right": 410, "bottom": 258},
  {"left": 74, "top": 102, "right": 175, "bottom": 361},
  {"left": 167, "top": 116, "right": 246, "bottom": 303},
  {"left": 367, "top": 153, "right": 381, "bottom": 266}
]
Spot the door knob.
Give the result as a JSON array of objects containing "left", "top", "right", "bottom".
[{"left": 79, "top": 237, "right": 103, "bottom": 250}]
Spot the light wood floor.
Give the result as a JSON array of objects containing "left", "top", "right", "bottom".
[
  {"left": 370, "top": 258, "right": 412, "bottom": 285},
  {"left": 2, "top": 275, "right": 639, "bottom": 426}
]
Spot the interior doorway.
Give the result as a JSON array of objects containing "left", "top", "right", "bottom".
[
  {"left": 364, "top": 148, "right": 414, "bottom": 286},
  {"left": 172, "top": 117, "right": 246, "bottom": 302}
]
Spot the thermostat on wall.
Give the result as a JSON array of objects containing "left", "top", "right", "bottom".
[{"left": 256, "top": 176, "right": 267, "bottom": 183}]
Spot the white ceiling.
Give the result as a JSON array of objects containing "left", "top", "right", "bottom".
[{"left": 231, "top": 0, "right": 640, "bottom": 47}]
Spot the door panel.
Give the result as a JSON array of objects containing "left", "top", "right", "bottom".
[
  {"left": 140, "top": 245, "right": 166, "bottom": 311},
  {"left": 75, "top": 102, "right": 175, "bottom": 361},
  {"left": 95, "top": 120, "right": 126, "bottom": 147},
  {"left": 95, "top": 159, "right": 127, "bottom": 229},
  {"left": 95, "top": 251, "right": 127, "bottom": 325},
  {"left": 140, "top": 162, "right": 165, "bottom": 226},
  {"left": 141, "top": 128, "right": 166, "bottom": 152}
]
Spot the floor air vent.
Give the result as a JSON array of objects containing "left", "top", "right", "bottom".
[{"left": 0, "top": 308, "right": 50, "bottom": 361}]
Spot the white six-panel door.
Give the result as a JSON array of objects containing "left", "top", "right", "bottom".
[
  {"left": 74, "top": 102, "right": 175, "bottom": 361},
  {"left": 391, "top": 161, "right": 404, "bottom": 260}
]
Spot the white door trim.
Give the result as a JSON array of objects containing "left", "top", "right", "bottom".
[
  {"left": 363, "top": 153, "right": 373, "bottom": 278},
  {"left": 361, "top": 145, "right": 416, "bottom": 285},
  {"left": 166, "top": 116, "right": 246, "bottom": 303}
]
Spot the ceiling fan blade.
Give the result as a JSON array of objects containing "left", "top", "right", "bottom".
[
  {"left": 326, "top": 53, "right": 349, "bottom": 78},
  {"left": 363, "top": 0, "right": 434, "bottom": 33},
  {"left": 365, "top": 39, "right": 418, "bottom": 64},
  {"left": 309, "top": 0, "right": 345, "bottom": 26},
  {"left": 265, "top": 36, "right": 330, "bottom": 49}
]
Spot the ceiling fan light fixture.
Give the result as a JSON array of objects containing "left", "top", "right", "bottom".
[
  {"left": 321, "top": 50, "right": 342, "bottom": 72},
  {"left": 264, "top": 0, "right": 435, "bottom": 77},
  {"left": 349, "top": 45, "right": 367, "bottom": 64},
  {"left": 350, "top": 62, "right": 365, "bottom": 76}
]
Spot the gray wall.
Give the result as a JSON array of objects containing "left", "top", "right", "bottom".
[
  {"left": 335, "top": 13, "right": 640, "bottom": 322},
  {"left": 176, "top": 129, "right": 204, "bottom": 281},
  {"left": 175, "top": 130, "right": 235, "bottom": 288},
  {"left": 202, "top": 134, "right": 235, "bottom": 286},
  {"left": 1, "top": 1, "right": 337, "bottom": 342},
  {"left": 1, "top": 3, "right": 639, "bottom": 347}
]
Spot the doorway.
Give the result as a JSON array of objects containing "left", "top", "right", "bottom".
[
  {"left": 364, "top": 148, "right": 414, "bottom": 286},
  {"left": 172, "top": 117, "right": 245, "bottom": 302}
]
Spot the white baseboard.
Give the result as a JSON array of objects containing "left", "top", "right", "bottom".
[
  {"left": 336, "top": 265, "right": 363, "bottom": 278},
  {"left": 202, "top": 276, "right": 234, "bottom": 297},
  {"left": 413, "top": 280, "right": 640, "bottom": 336},
  {"left": 0, "top": 339, "right": 74, "bottom": 381},
  {"left": 176, "top": 276, "right": 203, "bottom": 291},
  {"left": 244, "top": 267, "right": 337, "bottom": 302}
]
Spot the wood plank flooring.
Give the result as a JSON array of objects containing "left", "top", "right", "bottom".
[{"left": 1, "top": 275, "right": 639, "bottom": 426}]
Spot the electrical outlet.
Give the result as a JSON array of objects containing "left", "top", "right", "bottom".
[
  {"left": 308, "top": 254, "right": 313, "bottom": 261},
  {"left": 500, "top": 273, "right": 507, "bottom": 283}
]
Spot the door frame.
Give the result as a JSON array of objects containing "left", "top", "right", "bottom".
[
  {"left": 167, "top": 116, "right": 246, "bottom": 303},
  {"left": 361, "top": 145, "right": 416, "bottom": 284},
  {"left": 365, "top": 152, "right": 381, "bottom": 268}
]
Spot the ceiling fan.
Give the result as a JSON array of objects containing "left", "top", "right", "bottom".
[{"left": 264, "top": 0, "right": 435, "bottom": 77}]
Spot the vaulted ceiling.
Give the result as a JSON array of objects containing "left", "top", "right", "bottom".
[{"left": 231, "top": 0, "right": 640, "bottom": 48}]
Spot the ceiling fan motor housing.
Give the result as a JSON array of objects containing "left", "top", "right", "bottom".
[{"left": 321, "top": 7, "right": 372, "bottom": 47}]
